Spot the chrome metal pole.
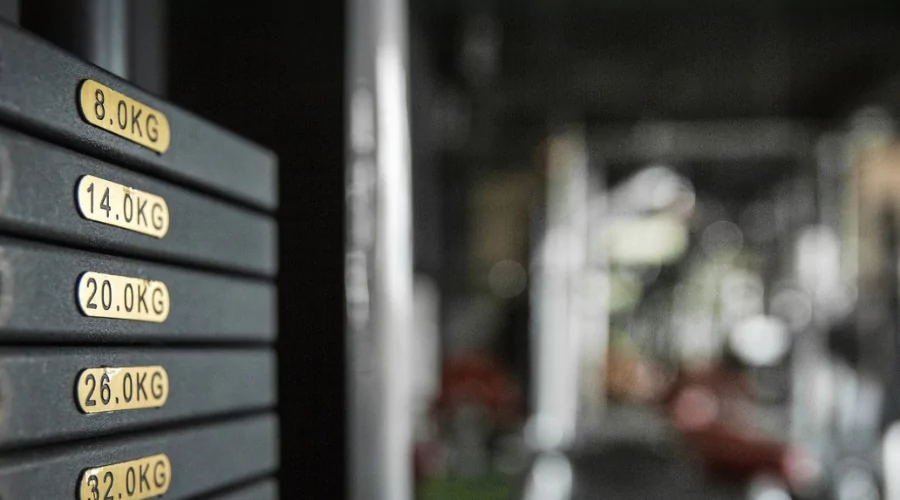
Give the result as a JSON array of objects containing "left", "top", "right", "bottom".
[
  {"left": 346, "top": 0, "right": 414, "bottom": 497},
  {"left": 84, "top": 0, "right": 128, "bottom": 79},
  {"left": 20, "top": 0, "right": 167, "bottom": 95}
]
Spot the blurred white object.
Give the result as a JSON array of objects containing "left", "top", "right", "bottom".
[
  {"left": 522, "top": 453, "right": 573, "bottom": 500},
  {"left": 531, "top": 129, "right": 589, "bottom": 450},
  {"left": 883, "top": 423, "right": 900, "bottom": 500},
  {"left": 747, "top": 475, "right": 791, "bottom": 500},
  {"left": 834, "top": 460, "right": 880, "bottom": 500},
  {"left": 605, "top": 214, "right": 689, "bottom": 266},
  {"left": 794, "top": 225, "right": 853, "bottom": 322},
  {"left": 729, "top": 315, "right": 790, "bottom": 367},
  {"left": 608, "top": 165, "right": 696, "bottom": 217}
]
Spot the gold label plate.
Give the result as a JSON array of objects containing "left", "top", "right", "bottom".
[
  {"left": 76, "top": 272, "right": 170, "bottom": 323},
  {"left": 78, "top": 80, "right": 171, "bottom": 154},
  {"left": 78, "top": 454, "right": 172, "bottom": 500},
  {"left": 76, "top": 175, "right": 170, "bottom": 238},
  {"left": 76, "top": 366, "right": 169, "bottom": 413}
]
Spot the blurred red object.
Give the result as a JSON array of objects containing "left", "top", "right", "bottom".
[
  {"left": 433, "top": 354, "right": 523, "bottom": 426},
  {"left": 664, "top": 367, "right": 809, "bottom": 486}
]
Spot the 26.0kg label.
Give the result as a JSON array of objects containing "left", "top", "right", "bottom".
[
  {"left": 76, "top": 272, "right": 170, "bottom": 323},
  {"left": 78, "top": 79, "right": 171, "bottom": 154},
  {"left": 76, "top": 175, "right": 170, "bottom": 238},
  {"left": 78, "top": 454, "right": 171, "bottom": 500},
  {"left": 76, "top": 366, "right": 169, "bottom": 413}
]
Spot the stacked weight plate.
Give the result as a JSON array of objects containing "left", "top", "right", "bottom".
[{"left": 0, "top": 21, "right": 279, "bottom": 500}]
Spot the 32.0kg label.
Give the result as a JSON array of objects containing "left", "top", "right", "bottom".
[
  {"left": 76, "top": 272, "right": 170, "bottom": 323},
  {"left": 76, "top": 366, "right": 169, "bottom": 413},
  {"left": 76, "top": 175, "right": 170, "bottom": 238},
  {"left": 78, "top": 80, "right": 171, "bottom": 154},
  {"left": 78, "top": 454, "right": 171, "bottom": 500}
]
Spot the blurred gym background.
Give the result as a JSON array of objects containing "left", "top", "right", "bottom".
[
  {"left": 160, "top": 0, "right": 900, "bottom": 498},
  {"left": 400, "top": 2, "right": 900, "bottom": 500}
]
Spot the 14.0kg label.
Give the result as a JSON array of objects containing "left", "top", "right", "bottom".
[
  {"left": 76, "top": 175, "right": 170, "bottom": 238},
  {"left": 76, "top": 366, "right": 169, "bottom": 413},
  {"left": 76, "top": 272, "right": 170, "bottom": 323},
  {"left": 78, "top": 79, "right": 171, "bottom": 154},
  {"left": 78, "top": 454, "right": 171, "bottom": 500}
]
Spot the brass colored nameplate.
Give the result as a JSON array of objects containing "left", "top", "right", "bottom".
[
  {"left": 76, "top": 366, "right": 169, "bottom": 413},
  {"left": 78, "top": 454, "right": 172, "bottom": 500},
  {"left": 76, "top": 175, "right": 170, "bottom": 238},
  {"left": 78, "top": 80, "right": 171, "bottom": 154},
  {"left": 76, "top": 272, "right": 170, "bottom": 323}
]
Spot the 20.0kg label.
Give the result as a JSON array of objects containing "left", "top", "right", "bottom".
[
  {"left": 78, "top": 79, "right": 171, "bottom": 154},
  {"left": 76, "top": 366, "right": 169, "bottom": 413},
  {"left": 78, "top": 454, "right": 171, "bottom": 500},
  {"left": 76, "top": 175, "right": 170, "bottom": 238},
  {"left": 76, "top": 272, "right": 170, "bottom": 323}
]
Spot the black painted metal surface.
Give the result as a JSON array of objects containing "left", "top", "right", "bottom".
[
  {"left": 0, "top": 414, "right": 279, "bottom": 500},
  {"left": 0, "top": 126, "right": 277, "bottom": 276},
  {"left": 0, "top": 19, "right": 283, "bottom": 500},
  {"left": 0, "top": 20, "right": 277, "bottom": 210},
  {"left": 207, "top": 479, "right": 279, "bottom": 500},
  {"left": 0, "top": 237, "right": 276, "bottom": 342},
  {"left": 0, "top": 348, "right": 276, "bottom": 450}
]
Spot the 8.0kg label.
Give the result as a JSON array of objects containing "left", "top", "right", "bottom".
[
  {"left": 76, "top": 366, "right": 169, "bottom": 413},
  {"left": 78, "top": 454, "right": 171, "bottom": 500},
  {"left": 76, "top": 272, "right": 170, "bottom": 323},
  {"left": 76, "top": 175, "right": 170, "bottom": 238},
  {"left": 78, "top": 80, "right": 171, "bottom": 154}
]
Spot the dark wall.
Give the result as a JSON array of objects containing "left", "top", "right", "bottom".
[{"left": 167, "top": 2, "right": 345, "bottom": 498}]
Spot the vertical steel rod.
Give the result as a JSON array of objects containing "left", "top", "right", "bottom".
[{"left": 347, "top": 0, "right": 414, "bottom": 497}]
